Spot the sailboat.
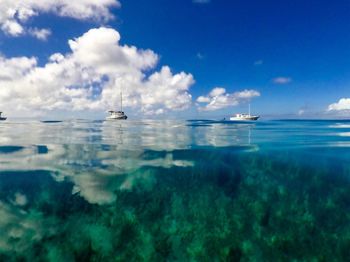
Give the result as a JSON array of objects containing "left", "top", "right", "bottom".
[
  {"left": 106, "top": 90, "right": 127, "bottom": 120},
  {"left": 229, "top": 104, "right": 259, "bottom": 121},
  {"left": 0, "top": 112, "right": 7, "bottom": 121}
]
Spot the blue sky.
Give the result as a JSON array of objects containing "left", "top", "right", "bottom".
[{"left": 0, "top": 0, "right": 349, "bottom": 119}]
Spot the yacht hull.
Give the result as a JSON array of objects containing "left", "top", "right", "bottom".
[{"left": 229, "top": 116, "right": 259, "bottom": 121}]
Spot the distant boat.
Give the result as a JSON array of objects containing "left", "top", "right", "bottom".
[
  {"left": 0, "top": 112, "right": 7, "bottom": 121},
  {"left": 229, "top": 104, "right": 259, "bottom": 121},
  {"left": 106, "top": 110, "right": 127, "bottom": 120},
  {"left": 106, "top": 89, "right": 127, "bottom": 120}
]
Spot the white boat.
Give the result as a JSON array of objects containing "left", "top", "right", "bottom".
[
  {"left": 106, "top": 110, "right": 127, "bottom": 120},
  {"left": 229, "top": 114, "right": 259, "bottom": 121},
  {"left": 0, "top": 112, "right": 7, "bottom": 121},
  {"left": 229, "top": 104, "right": 259, "bottom": 121},
  {"left": 106, "top": 90, "right": 127, "bottom": 120}
]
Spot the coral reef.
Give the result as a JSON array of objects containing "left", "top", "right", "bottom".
[{"left": 1, "top": 147, "right": 350, "bottom": 261}]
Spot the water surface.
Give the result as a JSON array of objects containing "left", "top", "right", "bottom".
[{"left": 1, "top": 119, "right": 350, "bottom": 261}]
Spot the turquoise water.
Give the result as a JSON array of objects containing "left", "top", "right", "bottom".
[{"left": 1, "top": 119, "right": 350, "bottom": 261}]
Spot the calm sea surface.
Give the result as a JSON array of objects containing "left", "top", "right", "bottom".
[{"left": 1, "top": 119, "right": 350, "bottom": 261}]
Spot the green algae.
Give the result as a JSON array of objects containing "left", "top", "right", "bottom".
[{"left": 0, "top": 147, "right": 350, "bottom": 261}]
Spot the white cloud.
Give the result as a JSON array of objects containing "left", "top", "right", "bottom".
[
  {"left": 28, "top": 27, "right": 51, "bottom": 40},
  {"left": 141, "top": 66, "right": 194, "bottom": 115},
  {"left": 197, "top": 96, "right": 210, "bottom": 103},
  {"left": 328, "top": 98, "right": 350, "bottom": 111},
  {"left": 272, "top": 77, "right": 292, "bottom": 84},
  {"left": 0, "top": 27, "right": 194, "bottom": 116},
  {"left": 196, "top": 87, "right": 260, "bottom": 111},
  {"left": 0, "top": 56, "right": 37, "bottom": 81},
  {"left": 1, "top": 20, "right": 24, "bottom": 36},
  {"left": 0, "top": 0, "right": 120, "bottom": 39},
  {"left": 209, "top": 87, "right": 225, "bottom": 97}
]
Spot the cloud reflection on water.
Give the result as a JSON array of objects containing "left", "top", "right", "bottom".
[{"left": 0, "top": 120, "right": 255, "bottom": 204}]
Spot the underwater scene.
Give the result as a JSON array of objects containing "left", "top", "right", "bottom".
[{"left": 0, "top": 119, "right": 350, "bottom": 261}]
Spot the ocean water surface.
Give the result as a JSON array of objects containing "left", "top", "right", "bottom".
[{"left": 0, "top": 119, "right": 350, "bottom": 261}]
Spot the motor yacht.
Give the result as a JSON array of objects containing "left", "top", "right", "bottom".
[{"left": 229, "top": 104, "right": 259, "bottom": 121}]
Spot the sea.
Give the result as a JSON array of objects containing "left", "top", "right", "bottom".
[{"left": 0, "top": 119, "right": 350, "bottom": 261}]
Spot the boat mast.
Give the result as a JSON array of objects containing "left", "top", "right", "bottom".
[
  {"left": 120, "top": 89, "right": 123, "bottom": 112},
  {"left": 249, "top": 103, "right": 251, "bottom": 116}
]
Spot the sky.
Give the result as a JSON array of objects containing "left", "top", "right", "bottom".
[{"left": 0, "top": 0, "right": 349, "bottom": 119}]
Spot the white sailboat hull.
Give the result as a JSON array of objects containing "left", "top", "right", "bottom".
[
  {"left": 106, "top": 111, "right": 127, "bottom": 120},
  {"left": 106, "top": 115, "right": 127, "bottom": 120},
  {"left": 0, "top": 112, "right": 6, "bottom": 121}
]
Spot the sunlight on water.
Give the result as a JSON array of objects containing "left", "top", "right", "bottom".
[{"left": 0, "top": 120, "right": 350, "bottom": 261}]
